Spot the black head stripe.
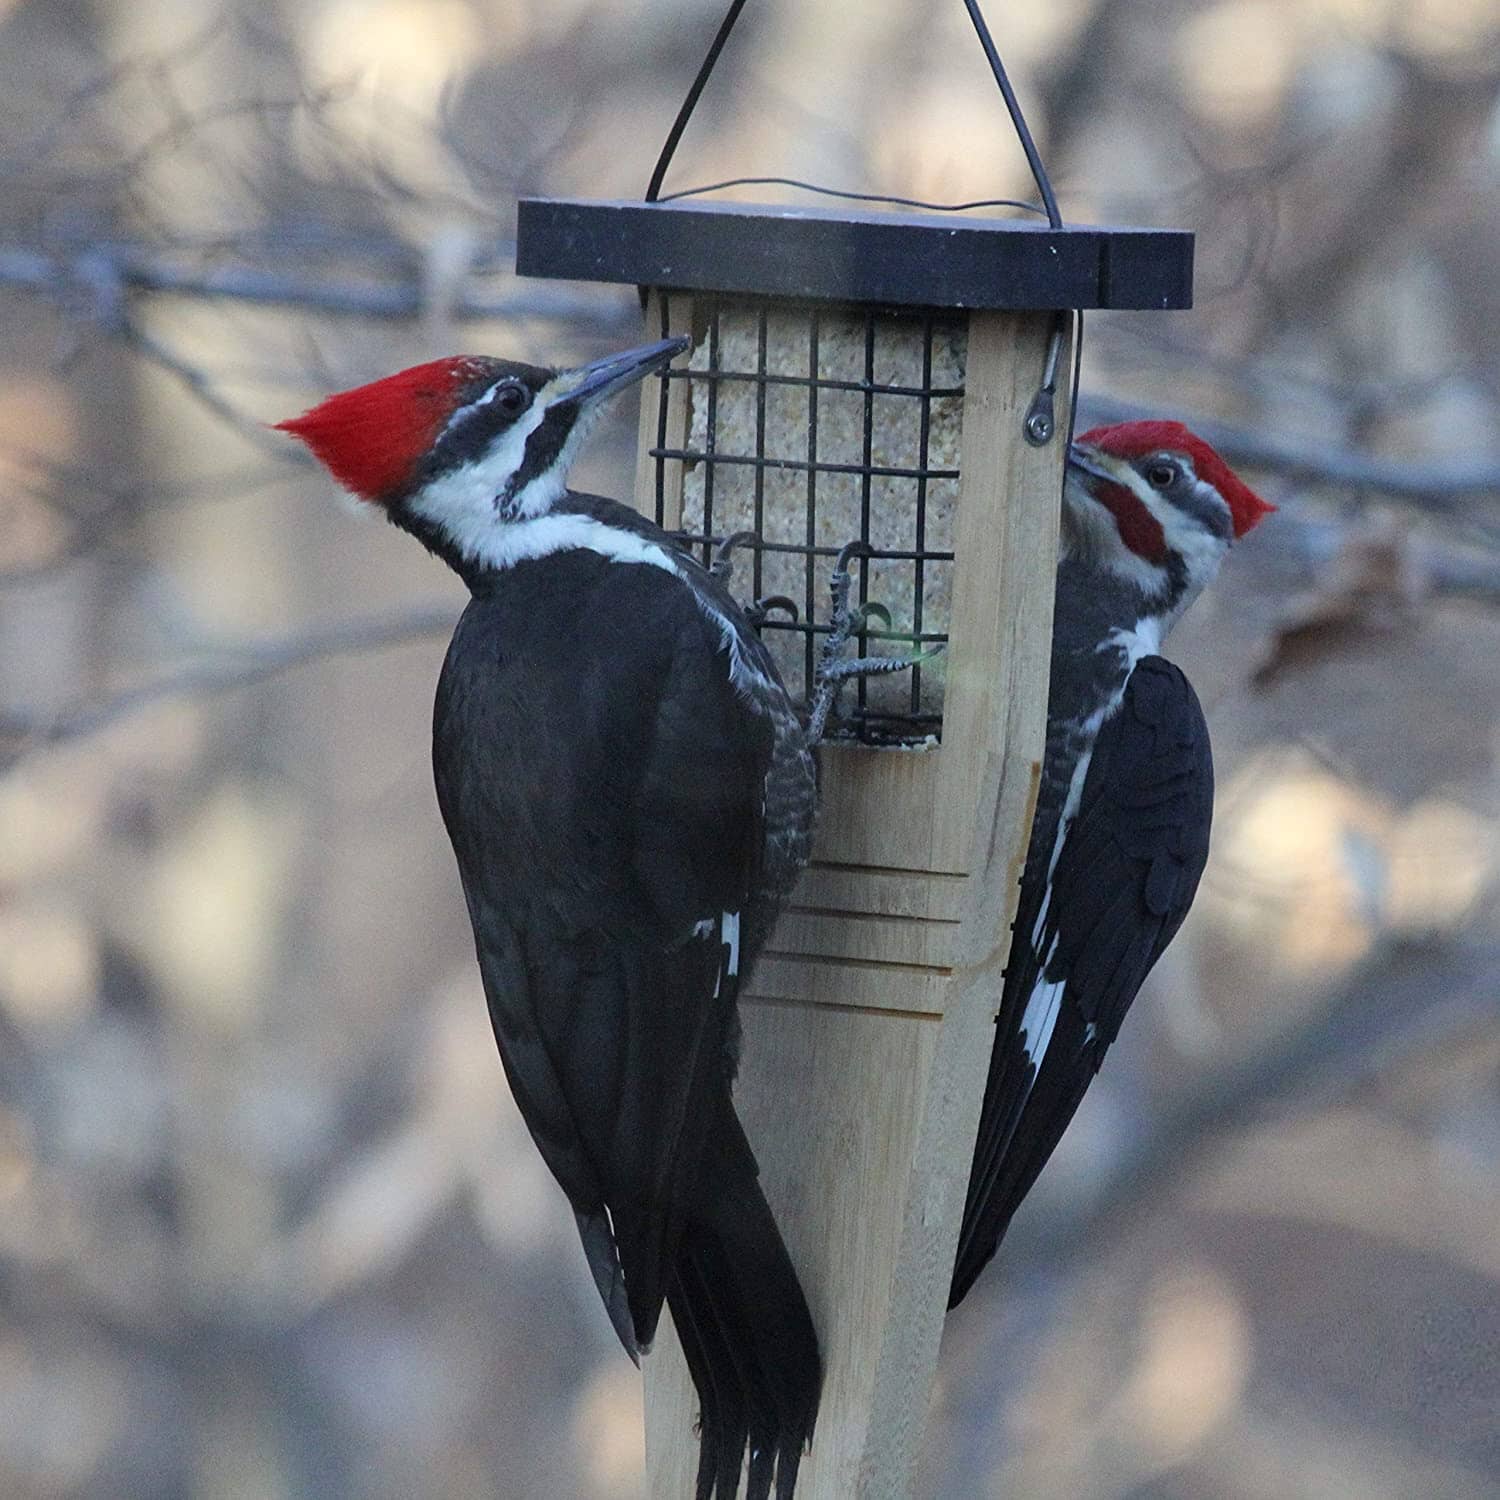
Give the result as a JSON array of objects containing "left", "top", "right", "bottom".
[
  {"left": 440, "top": 396, "right": 509, "bottom": 472},
  {"left": 1172, "top": 475, "right": 1234, "bottom": 540},
  {"left": 415, "top": 360, "right": 553, "bottom": 492},
  {"left": 514, "top": 403, "right": 574, "bottom": 496},
  {"left": 1146, "top": 455, "right": 1232, "bottom": 542}
]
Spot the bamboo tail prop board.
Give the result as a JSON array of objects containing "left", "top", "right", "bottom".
[{"left": 635, "top": 292, "right": 1069, "bottom": 1498}]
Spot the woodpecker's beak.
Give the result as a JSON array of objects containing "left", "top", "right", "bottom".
[
  {"left": 1065, "top": 442, "right": 1116, "bottom": 489},
  {"left": 551, "top": 336, "right": 690, "bottom": 410}
]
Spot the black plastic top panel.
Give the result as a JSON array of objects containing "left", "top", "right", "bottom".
[{"left": 516, "top": 197, "right": 1193, "bottom": 311}]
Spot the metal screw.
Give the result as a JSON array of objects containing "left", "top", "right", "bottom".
[
  {"left": 1023, "top": 390, "right": 1055, "bottom": 447},
  {"left": 1024, "top": 313, "right": 1067, "bottom": 446},
  {"left": 1024, "top": 407, "right": 1054, "bottom": 445}
]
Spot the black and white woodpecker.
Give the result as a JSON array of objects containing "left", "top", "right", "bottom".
[
  {"left": 950, "top": 420, "right": 1273, "bottom": 1306},
  {"left": 278, "top": 339, "right": 832, "bottom": 1500}
]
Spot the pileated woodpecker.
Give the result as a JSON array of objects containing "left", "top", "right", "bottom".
[
  {"left": 278, "top": 339, "right": 823, "bottom": 1500},
  {"left": 950, "top": 420, "right": 1273, "bottom": 1306}
]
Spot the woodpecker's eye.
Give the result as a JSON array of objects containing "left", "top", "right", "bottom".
[
  {"left": 1145, "top": 460, "right": 1180, "bottom": 490},
  {"left": 493, "top": 381, "right": 529, "bottom": 416}
]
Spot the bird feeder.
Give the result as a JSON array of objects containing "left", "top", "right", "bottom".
[{"left": 516, "top": 196, "right": 1191, "bottom": 1495}]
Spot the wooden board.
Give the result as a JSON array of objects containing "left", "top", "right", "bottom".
[{"left": 634, "top": 297, "right": 1069, "bottom": 1498}]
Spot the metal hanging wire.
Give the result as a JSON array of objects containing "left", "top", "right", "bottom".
[
  {"left": 643, "top": 0, "right": 751, "bottom": 205},
  {"left": 642, "top": 0, "right": 1084, "bottom": 453},
  {"left": 655, "top": 177, "right": 1048, "bottom": 217},
  {"left": 958, "top": 0, "right": 1061, "bottom": 229},
  {"left": 645, "top": 0, "right": 1061, "bottom": 229}
]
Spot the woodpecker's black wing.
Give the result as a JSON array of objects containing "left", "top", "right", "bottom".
[
  {"left": 951, "top": 655, "right": 1212, "bottom": 1306},
  {"left": 432, "top": 549, "right": 771, "bottom": 1354}
]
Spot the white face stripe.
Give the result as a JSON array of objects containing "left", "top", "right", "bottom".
[
  {"left": 410, "top": 484, "right": 777, "bottom": 701},
  {"left": 511, "top": 379, "right": 609, "bottom": 520},
  {"left": 414, "top": 397, "right": 548, "bottom": 545},
  {"left": 1061, "top": 470, "right": 1167, "bottom": 591},
  {"left": 1168, "top": 477, "right": 1234, "bottom": 588},
  {"left": 412, "top": 371, "right": 778, "bottom": 702},
  {"left": 441, "top": 375, "right": 508, "bottom": 433},
  {"left": 430, "top": 510, "right": 682, "bottom": 574}
]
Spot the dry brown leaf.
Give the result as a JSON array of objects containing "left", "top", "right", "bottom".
[{"left": 1250, "top": 515, "right": 1428, "bottom": 688}]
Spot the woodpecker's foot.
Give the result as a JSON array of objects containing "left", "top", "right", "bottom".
[
  {"left": 710, "top": 531, "right": 800, "bottom": 628},
  {"left": 806, "top": 539, "right": 942, "bottom": 742}
]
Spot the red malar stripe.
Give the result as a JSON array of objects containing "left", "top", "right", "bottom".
[{"left": 1094, "top": 481, "right": 1167, "bottom": 563}]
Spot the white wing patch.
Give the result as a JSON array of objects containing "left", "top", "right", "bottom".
[
  {"left": 710, "top": 910, "right": 742, "bottom": 1000},
  {"left": 722, "top": 910, "right": 741, "bottom": 977},
  {"left": 1101, "top": 618, "right": 1163, "bottom": 673},
  {"left": 1018, "top": 934, "right": 1065, "bottom": 1073},
  {"left": 1016, "top": 691, "right": 1116, "bottom": 1091}
]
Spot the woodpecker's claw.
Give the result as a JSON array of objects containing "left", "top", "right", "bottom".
[
  {"left": 806, "top": 539, "right": 942, "bottom": 743},
  {"left": 818, "top": 646, "right": 944, "bottom": 683},
  {"left": 745, "top": 595, "right": 799, "bottom": 627},
  {"left": 711, "top": 534, "right": 801, "bottom": 629},
  {"left": 710, "top": 530, "right": 759, "bottom": 583}
]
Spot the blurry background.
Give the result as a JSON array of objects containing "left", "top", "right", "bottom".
[{"left": 2, "top": 0, "right": 1499, "bottom": 1496}]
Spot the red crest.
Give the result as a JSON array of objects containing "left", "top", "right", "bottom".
[
  {"left": 1079, "top": 420, "right": 1275, "bottom": 539},
  {"left": 276, "top": 357, "right": 496, "bottom": 502}
]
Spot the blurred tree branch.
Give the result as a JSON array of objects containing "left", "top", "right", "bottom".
[
  {"left": 937, "top": 934, "right": 1500, "bottom": 1500},
  {"left": 2, "top": 11, "right": 1499, "bottom": 1498},
  {"left": 0, "top": 242, "right": 633, "bottom": 327},
  {"left": 0, "top": 602, "right": 455, "bottom": 767},
  {"left": 997, "top": 935, "right": 1500, "bottom": 1280},
  {"left": 2, "top": 240, "right": 1494, "bottom": 503},
  {"left": 1081, "top": 393, "right": 1500, "bottom": 510}
]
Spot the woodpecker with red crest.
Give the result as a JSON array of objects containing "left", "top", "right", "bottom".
[
  {"left": 278, "top": 339, "right": 826, "bottom": 1500},
  {"left": 950, "top": 420, "right": 1273, "bottom": 1305}
]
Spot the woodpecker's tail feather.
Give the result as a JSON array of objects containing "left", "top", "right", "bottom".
[
  {"left": 950, "top": 1004, "right": 1098, "bottom": 1309},
  {"left": 670, "top": 1260, "right": 748, "bottom": 1500},
  {"left": 949, "top": 1022, "right": 1034, "bottom": 1308},
  {"left": 667, "top": 1103, "right": 822, "bottom": 1500},
  {"left": 574, "top": 1208, "right": 640, "bottom": 1364}
]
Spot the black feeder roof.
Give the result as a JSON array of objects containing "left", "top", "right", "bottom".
[{"left": 515, "top": 197, "right": 1194, "bottom": 311}]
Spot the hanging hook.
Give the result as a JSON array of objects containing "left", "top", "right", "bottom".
[{"left": 1024, "top": 313, "right": 1067, "bottom": 447}]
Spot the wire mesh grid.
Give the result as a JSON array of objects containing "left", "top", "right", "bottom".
[{"left": 649, "top": 295, "right": 967, "bottom": 744}]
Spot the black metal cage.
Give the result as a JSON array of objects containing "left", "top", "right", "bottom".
[{"left": 652, "top": 295, "right": 963, "bottom": 739}]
